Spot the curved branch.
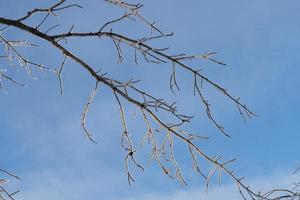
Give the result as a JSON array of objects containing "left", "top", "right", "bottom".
[{"left": 0, "top": 7, "right": 298, "bottom": 200}]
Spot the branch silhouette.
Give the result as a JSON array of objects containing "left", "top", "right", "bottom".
[{"left": 0, "top": 1, "right": 298, "bottom": 199}]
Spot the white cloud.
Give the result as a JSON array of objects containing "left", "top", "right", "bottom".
[
  {"left": 9, "top": 167, "right": 299, "bottom": 200},
  {"left": 117, "top": 172, "right": 300, "bottom": 200}
]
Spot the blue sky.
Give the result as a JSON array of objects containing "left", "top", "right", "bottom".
[{"left": 1, "top": 0, "right": 300, "bottom": 199}]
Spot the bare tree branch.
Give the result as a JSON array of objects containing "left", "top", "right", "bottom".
[{"left": 0, "top": 1, "right": 298, "bottom": 199}]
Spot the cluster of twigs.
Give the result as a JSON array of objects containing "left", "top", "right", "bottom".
[
  {"left": 0, "top": 169, "right": 21, "bottom": 200},
  {"left": 0, "top": 35, "right": 48, "bottom": 93},
  {"left": 0, "top": 0, "right": 299, "bottom": 199}
]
